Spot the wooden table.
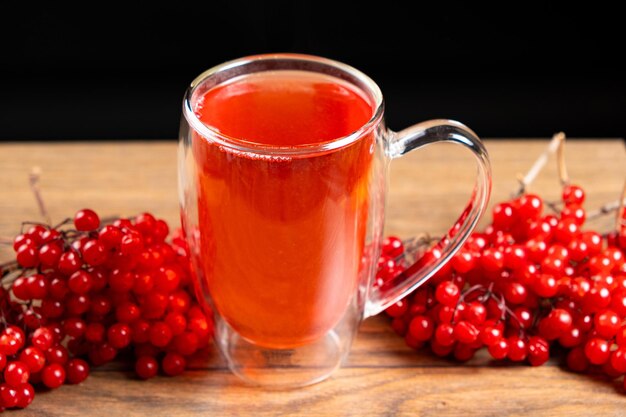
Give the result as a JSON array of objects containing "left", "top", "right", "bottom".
[{"left": 1, "top": 139, "right": 625, "bottom": 416}]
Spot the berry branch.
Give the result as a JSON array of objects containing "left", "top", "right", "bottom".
[
  {"left": 382, "top": 133, "right": 626, "bottom": 388},
  {"left": 28, "top": 168, "right": 51, "bottom": 226},
  {"left": 0, "top": 197, "right": 213, "bottom": 410},
  {"left": 514, "top": 132, "right": 564, "bottom": 197},
  {"left": 556, "top": 133, "right": 570, "bottom": 186},
  {"left": 616, "top": 180, "right": 626, "bottom": 232}
]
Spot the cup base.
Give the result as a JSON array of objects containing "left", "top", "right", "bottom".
[{"left": 217, "top": 322, "right": 343, "bottom": 389}]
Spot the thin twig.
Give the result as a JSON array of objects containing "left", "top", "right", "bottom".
[
  {"left": 29, "top": 167, "right": 51, "bottom": 226},
  {"left": 544, "top": 200, "right": 562, "bottom": 214},
  {"left": 514, "top": 132, "right": 565, "bottom": 196},
  {"left": 616, "top": 180, "right": 626, "bottom": 232},
  {"left": 587, "top": 199, "right": 625, "bottom": 221},
  {"left": 0, "top": 260, "right": 19, "bottom": 275},
  {"left": 556, "top": 132, "right": 570, "bottom": 185}
]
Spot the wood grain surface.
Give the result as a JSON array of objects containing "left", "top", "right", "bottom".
[{"left": 1, "top": 139, "right": 625, "bottom": 416}]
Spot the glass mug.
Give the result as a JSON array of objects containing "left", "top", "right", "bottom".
[{"left": 178, "top": 54, "right": 491, "bottom": 388}]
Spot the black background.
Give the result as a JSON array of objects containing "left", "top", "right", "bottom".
[{"left": 1, "top": 1, "right": 624, "bottom": 141}]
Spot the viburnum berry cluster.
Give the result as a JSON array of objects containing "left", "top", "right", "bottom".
[
  {"left": 0, "top": 210, "right": 212, "bottom": 410},
  {"left": 380, "top": 134, "right": 626, "bottom": 391}
]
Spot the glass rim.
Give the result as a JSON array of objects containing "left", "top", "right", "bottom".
[{"left": 182, "top": 53, "right": 384, "bottom": 156}]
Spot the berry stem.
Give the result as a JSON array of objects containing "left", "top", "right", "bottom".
[
  {"left": 400, "top": 234, "right": 439, "bottom": 263},
  {"left": 514, "top": 132, "right": 565, "bottom": 196},
  {"left": 544, "top": 200, "right": 562, "bottom": 214},
  {"left": 616, "top": 179, "right": 626, "bottom": 232},
  {"left": 587, "top": 199, "right": 624, "bottom": 221},
  {"left": 0, "top": 260, "right": 19, "bottom": 273},
  {"left": 556, "top": 132, "right": 570, "bottom": 186},
  {"left": 29, "top": 167, "right": 52, "bottom": 226}
]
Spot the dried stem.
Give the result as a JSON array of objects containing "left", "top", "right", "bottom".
[
  {"left": 556, "top": 132, "right": 570, "bottom": 185},
  {"left": 514, "top": 132, "right": 565, "bottom": 196},
  {"left": 29, "top": 167, "right": 51, "bottom": 226},
  {"left": 544, "top": 200, "right": 562, "bottom": 214},
  {"left": 0, "top": 260, "right": 19, "bottom": 274},
  {"left": 586, "top": 199, "right": 623, "bottom": 221},
  {"left": 617, "top": 180, "right": 626, "bottom": 232}
]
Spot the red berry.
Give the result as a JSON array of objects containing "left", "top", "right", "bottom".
[
  {"left": 57, "top": 251, "right": 82, "bottom": 275},
  {"left": 74, "top": 208, "right": 100, "bottom": 231},
  {"left": 99, "top": 225, "right": 123, "bottom": 248},
  {"left": 13, "top": 234, "right": 33, "bottom": 251},
  {"left": 566, "top": 347, "right": 589, "bottom": 372},
  {"left": 107, "top": 323, "right": 132, "bottom": 349},
  {"left": 45, "top": 344, "right": 69, "bottom": 365},
  {"left": 610, "top": 347, "right": 626, "bottom": 373},
  {"left": 488, "top": 338, "right": 509, "bottom": 360},
  {"left": 83, "top": 322, "right": 105, "bottom": 344},
  {"left": 502, "top": 282, "right": 527, "bottom": 305},
  {"left": 4, "top": 362, "right": 30, "bottom": 388},
  {"left": 41, "top": 363, "right": 66, "bottom": 389},
  {"left": 149, "top": 322, "right": 173, "bottom": 347},
  {"left": 594, "top": 309, "right": 621, "bottom": 339},
  {"left": 81, "top": 239, "right": 107, "bottom": 266},
  {"left": 382, "top": 236, "right": 404, "bottom": 258},
  {"left": 131, "top": 320, "right": 151, "bottom": 344},
  {"left": 68, "top": 270, "right": 93, "bottom": 294},
  {"left": 537, "top": 308, "right": 573, "bottom": 340},
  {"left": 120, "top": 232, "right": 144, "bottom": 256},
  {"left": 172, "top": 332, "right": 199, "bottom": 356},
  {"left": 19, "top": 347, "right": 45, "bottom": 373},
  {"left": 507, "top": 336, "right": 527, "bottom": 362},
  {"left": 527, "top": 336, "right": 550, "bottom": 366},
  {"left": 480, "top": 248, "right": 504, "bottom": 272},
  {"left": 134, "top": 213, "right": 157, "bottom": 236},
  {"left": 584, "top": 337, "right": 611, "bottom": 365},
  {"left": 16, "top": 243, "right": 39, "bottom": 268},
  {"left": 0, "top": 327, "right": 25, "bottom": 356},
  {"left": 492, "top": 202, "right": 517, "bottom": 230},
  {"left": 0, "top": 384, "right": 19, "bottom": 408},
  {"left": 558, "top": 326, "right": 584, "bottom": 348},
  {"left": 31, "top": 327, "right": 54, "bottom": 351},
  {"left": 533, "top": 274, "right": 558, "bottom": 298},
  {"left": 453, "top": 321, "right": 479, "bottom": 344},
  {"left": 12, "top": 276, "right": 31, "bottom": 300},
  {"left": 408, "top": 316, "right": 434, "bottom": 342},
  {"left": 561, "top": 204, "right": 586, "bottom": 226},
  {"left": 451, "top": 250, "right": 476, "bottom": 274},
  {"left": 479, "top": 325, "right": 502, "bottom": 346},
  {"left": 141, "top": 292, "right": 168, "bottom": 319},
  {"left": 135, "top": 356, "right": 159, "bottom": 379},
  {"left": 164, "top": 312, "right": 187, "bottom": 336},
  {"left": 453, "top": 343, "right": 476, "bottom": 362},
  {"left": 66, "top": 294, "right": 91, "bottom": 316},
  {"left": 562, "top": 184, "right": 585, "bottom": 205},
  {"left": 517, "top": 194, "right": 543, "bottom": 220},
  {"left": 116, "top": 302, "right": 141, "bottom": 323},
  {"left": 66, "top": 359, "right": 90, "bottom": 384},
  {"left": 161, "top": 353, "right": 186, "bottom": 376},
  {"left": 39, "top": 242, "right": 63, "bottom": 267},
  {"left": 155, "top": 266, "right": 181, "bottom": 293},
  {"left": 15, "top": 382, "right": 34, "bottom": 409},
  {"left": 435, "top": 281, "right": 460, "bottom": 307},
  {"left": 463, "top": 301, "right": 487, "bottom": 326},
  {"left": 90, "top": 294, "right": 113, "bottom": 316}
]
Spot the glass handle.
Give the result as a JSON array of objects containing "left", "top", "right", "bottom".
[{"left": 364, "top": 119, "right": 492, "bottom": 317}]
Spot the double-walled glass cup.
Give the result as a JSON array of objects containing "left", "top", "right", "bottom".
[{"left": 178, "top": 54, "right": 491, "bottom": 388}]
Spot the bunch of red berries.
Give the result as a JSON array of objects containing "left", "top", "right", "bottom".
[
  {"left": 381, "top": 182, "right": 626, "bottom": 386},
  {"left": 0, "top": 210, "right": 212, "bottom": 410}
]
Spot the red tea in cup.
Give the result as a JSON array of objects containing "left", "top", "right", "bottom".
[{"left": 192, "top": 70, "right": 375, "bottom": 348}]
